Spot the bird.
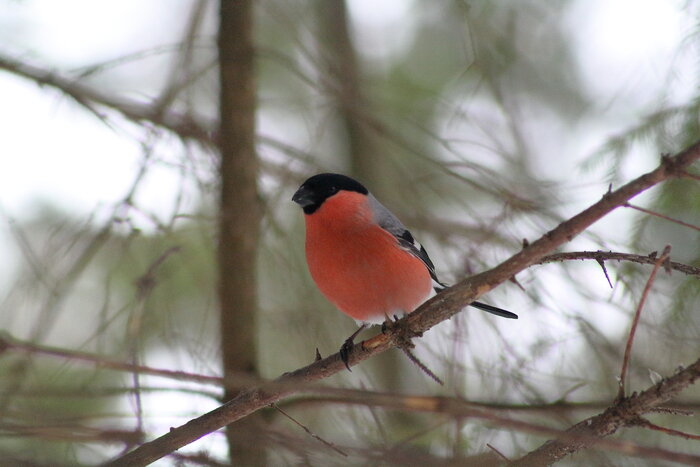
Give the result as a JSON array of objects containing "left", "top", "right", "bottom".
[{"left": 292, "top": 173, "right": 517, "bottom": 369}]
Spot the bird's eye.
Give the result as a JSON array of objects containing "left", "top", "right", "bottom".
[{"left": 329, "top": 186, "right": 338, "bottom": 194}]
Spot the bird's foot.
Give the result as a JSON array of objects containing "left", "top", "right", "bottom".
[
  {"left": 339, "top": 324, "right": 366, "bottom": 371},
  {"left": 339, "top": 339, "right": 354, "bottom": 371}
]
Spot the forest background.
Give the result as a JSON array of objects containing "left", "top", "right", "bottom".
[{"left": 1, "top": 0, "right": 699, "bottom": 465}]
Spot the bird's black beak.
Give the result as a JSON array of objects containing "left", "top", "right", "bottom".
[{"left": 292, "top": 186, "right": 315, "bottom": 208}]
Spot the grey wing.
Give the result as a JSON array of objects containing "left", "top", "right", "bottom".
[
  {"left": 369, "top": 195, "right": 518, "bottom": 319},
  {"left": 368, "top": 194, "right": 446, "bottom": 290}
]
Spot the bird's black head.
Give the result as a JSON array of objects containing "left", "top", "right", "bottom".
[{"left": 292, "top": 173, "right": 368, "bottom": 214}]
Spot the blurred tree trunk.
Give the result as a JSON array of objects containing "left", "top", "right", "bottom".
[
  {"left": 317, "top": 0, "right": 384, "bottom": 193},
  {"left": 218, "top": 0, "right": 264, "bottom": 464}
]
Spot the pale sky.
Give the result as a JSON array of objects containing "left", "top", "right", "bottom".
[{"left": 0, "top": 0, "right": 690, "bottom": 217}]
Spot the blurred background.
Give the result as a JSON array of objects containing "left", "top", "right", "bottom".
[{"left": 1, "top": 0, "right": 699, "bottom": 465}]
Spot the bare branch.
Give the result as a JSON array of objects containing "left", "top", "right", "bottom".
[
  {"left": 537, "top": 250, "right": 700, "bottom": 277},
  {"left": 617, "top": 246, "right": 672, "bottom": 400},
  {"left": 0, "top": 332, "right": 221, "bottom": 385},
  {"left": 0, "top": 421, "right": 142, "bottom": 445},
  {"left": 680, "top": 170, "right": 700, "bottom": 181},
  {"left": 510, "top": 354, "right": 700, "bottom": 465},
  {"left": 107, "top": 141, "right": 700, "bottom": 466},
  {"left": 631, "top": 417, "right": 700, "bottom": 441},
  {"left": 272, "top": 404, "right": 348, "bottom": 457},
  {"left": 624, "top": 202, "right": 700, "bottom": 232},
  {"left": 0, "top": 54, "right": 214, "bottom": 145},
  {"left": 311, "top": 383, "right": 700, "bottom": 466}
]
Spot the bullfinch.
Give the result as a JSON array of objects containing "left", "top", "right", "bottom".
[{"left": 292, "top": 173, "right": 517, "bottom": 368}]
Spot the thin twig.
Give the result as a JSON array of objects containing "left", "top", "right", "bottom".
[
  {"left": 680, "top": 170, "right": 700, "bottom": 182},
  {"left": 0, "top": 332, "right": 222, "bottom": 385},
  {"left": 0, "top": 54, "right": 214, "bottom": 145},
  {"left": 617, "top": 245, "right": 671, "bottom": 401},
  {"left": 537, "top": 250, "right": 700, "bottom": 277},
  {"left": 272, "top": 404, "right": 348, "bottom": 457},
  {"left": 631, "top": 417, "right": 700, "bottom": 441},
  {"left": 595, "top": 258, "right": 614, "bottom": 288},
  {"left": 398, "top": 346, "right": 444, "bottom": 386},
  {"left": 624, "top": 202, "right": 700, "bottom": 232},
  {"left": 648, "top": 406, "right": 695, "bottom": 416},
  {"left": 134, "top": 246, "right": 182, "bottom": 298},
  {"left": 486, "top": 443, "right": 510, "bottom": 462},
  {"left": 0, "top": 421, "right": 142, "bottom": 445}
]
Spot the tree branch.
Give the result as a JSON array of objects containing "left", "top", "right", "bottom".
[
  {"left": 108, "top": 144, "right": 700, "bottom": 465},
  {"left": 624, "top": 202, "right": 700, "bottom": 232},
  {"left": 510, "top": 355, "right": 700, "bottom": 466},
  {"left": 537, "top": 250, "right": 700, "bottom": 277},
  {"left": 0, "top": 54, "right": 214, "bottom": 145},
  {"left": 617, "top": 245, "right": 671, "bottom": 400},
  {"left": 0, "top": 332, "right": 221, "bottom": 385},
  {"left": 298, "top": 374, "right": 700, "bottom": 466}
]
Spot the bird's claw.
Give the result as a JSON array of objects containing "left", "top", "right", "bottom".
[
  {"left": 339, "top": 324, "right": 367, "bottom": 371},
  {"left": 340, "top": 338, "right": 354, "bottom": 371}
]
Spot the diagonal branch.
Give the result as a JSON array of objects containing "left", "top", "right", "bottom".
[
  {"left": 0, "top": 54, "right": 214, "bottom": 145},
  {"left": 617, "top": 245, "right": 671, "bottom": 400},
  {"left": 510, "top": 355, "right": 700, "bottom": 466},
  {"left": 624, "top": 202, "right": 700, "bottom": 232},
  {"left": 302, "top": 369, "right": 700, "bottom": 466},
  {"left": 108, "top": 144, "right": 700, "bottom": 465}
]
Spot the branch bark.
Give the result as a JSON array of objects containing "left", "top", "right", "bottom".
[{"left": 108, "top": 145, "right": 700, "bottom": 466}]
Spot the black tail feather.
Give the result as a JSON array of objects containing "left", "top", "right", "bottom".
[
  {"left": 433, "top": 285, "right": 518, "bottom": 319},
  {"left": 469, "top": 301, "right": 518, "bottom": 319}
]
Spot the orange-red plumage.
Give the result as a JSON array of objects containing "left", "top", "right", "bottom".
[
  {"left": 304, "top": 191, "right": 432, "bottom": 323},
  {"left": 292, "top": 173, "right": 517, "bottom": 345}
]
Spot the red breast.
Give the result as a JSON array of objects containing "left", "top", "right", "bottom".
[{"left": 304, "top": 191, "right": 433, "bottom": 323}]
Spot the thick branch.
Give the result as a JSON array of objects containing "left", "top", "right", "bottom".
[{"left": 109, "top": 144, "right": 700, "bottom": 466}]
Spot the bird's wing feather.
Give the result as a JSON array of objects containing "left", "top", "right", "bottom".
[
  {"left": 368, "top": 195, "right": 445, "bottom": 288},
  {"left": 368, "top": 194, "right": 518, "bottom": 320}
]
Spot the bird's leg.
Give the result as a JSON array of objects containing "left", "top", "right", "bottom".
[{"left": 340, "top": 324, "right": 366, "bottom": 371}]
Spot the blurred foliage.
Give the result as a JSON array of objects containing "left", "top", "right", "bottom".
[{"left": 0, "top": 0, "right": 699, "bottom": 465}]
